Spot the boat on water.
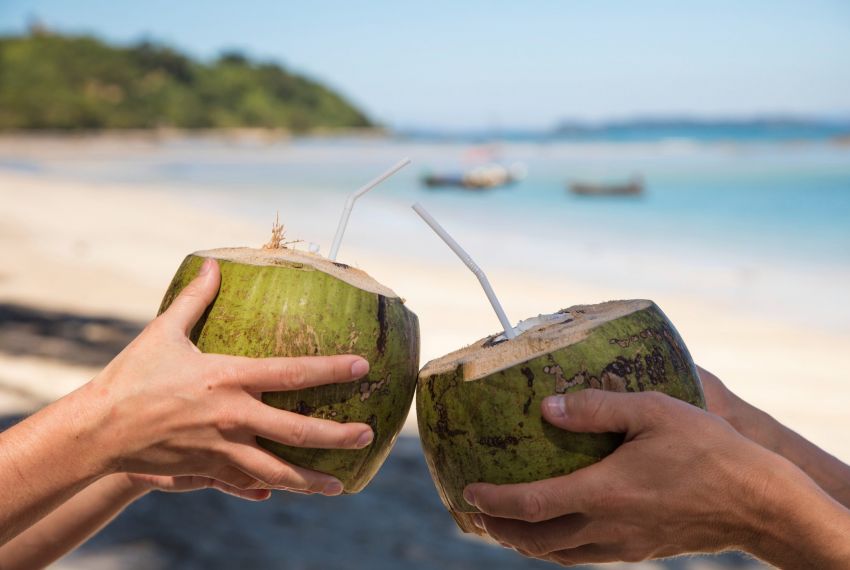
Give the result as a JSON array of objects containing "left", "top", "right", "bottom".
[
  {"left": 422, "top": 162, "right": 527, "bottom": 191},
  {"left": 568, "top": 175, "right": 644, "bottom": 197}
]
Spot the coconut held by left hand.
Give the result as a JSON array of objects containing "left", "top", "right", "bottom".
[
  {"left": 159, "top": 160, "right": 419, "bottom": 493},
  {"left": 159, "top": 246, "right": 420, "bottom": 493}
]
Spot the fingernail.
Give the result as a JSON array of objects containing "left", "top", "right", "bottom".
[
  {"left": 472, "top": 514, "right": 484, "bottom": 529},
  {"left": 543, "top": 396, "right": 567, "bottom": 419},
  {"left": 351, "top": 359, "right": 369, "bottom": 378},
  {"left": 356, "top": 429, "right": 374, "bottom": 448},
  {"left": 463, "top": 487, "right": 476, "bottom": 507},
  {"left": 199, "top": 258, "right": 214, "bottom": 276},
  {"left": 322, "top": 480, "right": 343, "bottom": 496}
]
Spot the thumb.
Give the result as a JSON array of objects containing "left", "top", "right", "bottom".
[
  {"left": 542, "top": 389, "right": 667, "bottom": 437},
  {"left": 161, "top": 258, "right": 221, "bottom": 334}
]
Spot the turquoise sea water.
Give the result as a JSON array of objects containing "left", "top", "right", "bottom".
[
  {"left": 12, "top": 138, "right": 848, "bottom": 261},
  {"left": 3, "top": 136, "right": 849, "bottom": 331}
]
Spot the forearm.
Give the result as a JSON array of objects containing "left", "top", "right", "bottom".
[
  {"left": 744, "top": 454, "right": 850, "bottom": 569},
  {"left": 0, "top": 382, "right": 113, "bottom": 546},
  {"left": 0, "top": 474, "right": 147, "bottom": 570},
  {"left": 728, "top": 398, "right": 850, "bottom": 508}
]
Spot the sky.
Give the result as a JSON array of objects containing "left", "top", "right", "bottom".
[{"left": 1, "top": 0, "right": 850, "bottom": 130}]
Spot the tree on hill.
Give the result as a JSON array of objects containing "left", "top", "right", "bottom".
[{"left": 0, "top": 32, "right": 372, "bottom": 131}]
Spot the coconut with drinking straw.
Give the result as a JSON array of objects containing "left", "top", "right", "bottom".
[
  {"left": 412, "top": 203, "right": 706, "bottom": 534},
  {"left": 158, "top": 159, "right": 419, "bottom": 493}
]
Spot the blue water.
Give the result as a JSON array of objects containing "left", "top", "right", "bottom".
[
  {"left": 474, "top": 144, "right": 850, "bottom": 267},
  {"left": 13, "top": 137, "right": 850, "bottom": 266},
  {"left": 5, "top": 136, "right": 849, "bottom": 330}
]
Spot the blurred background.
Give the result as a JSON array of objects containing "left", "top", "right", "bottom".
[{"left": 1, "top": 1, "right": 849, "bottom": 568}]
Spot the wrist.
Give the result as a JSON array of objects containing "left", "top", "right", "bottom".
[
  {"left": 23, "top": 381, "right": 120, "bottom": 486},
  {"left": 72, "top": 377, "right": 131, "bottom": 476},
  {"left": 721, "top": 395, "right": 781, "bottom": 453},
  {"left": 738, "top": 451, "right": 850, "bottom": 568}
]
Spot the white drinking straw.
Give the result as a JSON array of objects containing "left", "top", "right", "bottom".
[
  {"left": 412, "top": 202, "right": 517, "bottom": 340},
  {"left": 328, "top": 158, "right": 411, "bottom": 261}
]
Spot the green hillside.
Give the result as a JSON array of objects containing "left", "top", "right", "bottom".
[{"left": 0, "top": 32, "right": 372, "bottom": 131}]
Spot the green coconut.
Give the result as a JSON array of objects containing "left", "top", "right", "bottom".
[
  {"left": 159, "top": 247, "right": 420, "bottom": 492},
  {"left": 416, "top": 299, "right": 704, "bottom": 533}
]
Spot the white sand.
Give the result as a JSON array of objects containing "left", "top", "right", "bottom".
[{"left": 1, "top": 169, "right": 848, "bottom": 464}]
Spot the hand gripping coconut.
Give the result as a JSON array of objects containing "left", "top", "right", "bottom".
[
  {"left": 411, "top": 204, "right": 705, "bottom": 534},
  {"left": 158, "top": 161, "right": 420, "bottom": 493}
]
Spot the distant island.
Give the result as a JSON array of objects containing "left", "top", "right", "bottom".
[
  {"left": 0, "top": 30, "right": 372, "bottom": 132},
  {"left": 400, "top": 117, "right": 850, "bottom": 143},
  {"left": 552, "top": 117, "right": 850, "bottom": 142}
]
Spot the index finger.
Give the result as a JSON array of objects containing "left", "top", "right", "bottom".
[
  {"left": 210, "top": 354, "right": 370, "bottom": 392},
  {"left": 466, "top": 465, "right": 603, "bottom": 523}
]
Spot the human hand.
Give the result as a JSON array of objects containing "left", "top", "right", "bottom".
[
  {"left": 80, "top": 258, "right": 373, "bottom": 496},
  {"left": 696, "top": 365, "right": 737, "bottom": 419},
  {"left": 125, "top": 473, "right": 272, "bottom": 501},
  {"left": 697, "top": 366, "right": 780, "bottom": 453},
  {"left": 464, "top": 389, "right": 825, "bottom": 566},
  {"left": 698, "top": 366, "right": 850, "bottom": 512},
  {"left": 696, "top": 365, "right": 756, "bottom": 432}
]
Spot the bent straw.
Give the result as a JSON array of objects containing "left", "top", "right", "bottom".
[
  {"left": 412, "top": 202, "right": 517, "bottom": 340},
  {"left": 328, "top": 157, "right": 412, "bottom": 261}
]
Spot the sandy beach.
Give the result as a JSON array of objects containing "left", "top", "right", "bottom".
[{"left": 1, "top": 136, "right": 848, "bottom": 569}]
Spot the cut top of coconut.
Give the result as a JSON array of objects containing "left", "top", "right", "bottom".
[
  {"left": 194, "top": 247, "right": 399, "bottom": 298},
  {"left": 419, "top": 299, "right": 652, "bottom": 382}
]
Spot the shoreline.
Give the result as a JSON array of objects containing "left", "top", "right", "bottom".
[
  {"left": 0, "top": 126, "right": 391, "bottom": 142},
  {"left": 0, "top": 128, "right": 848, "bottom": 146}
]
